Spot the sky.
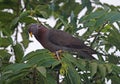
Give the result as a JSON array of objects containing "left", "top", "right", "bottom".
[{"left": 100, "top": 0, "right": 120, "bottom": 6}]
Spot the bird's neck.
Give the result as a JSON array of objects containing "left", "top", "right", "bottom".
[
  {"left": 39, "top": 27, "right": 48, "bottom": 33},
  {"left": 35, "top": 28, "right": 48, "bottom": 41}
]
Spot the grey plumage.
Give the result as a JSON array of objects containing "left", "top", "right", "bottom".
[{"left": 28, "top": 23, "right": 96, "bottom": 60}]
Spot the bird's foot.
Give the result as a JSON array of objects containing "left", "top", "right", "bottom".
[
  {"left": 55, "top": 50, "right": 63, "bottom": 60},
  {"left": 50, "top": 50, "right": 63, "bottom": 60}
]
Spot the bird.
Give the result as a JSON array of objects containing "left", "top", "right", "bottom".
[{"left": 28, "top": 23, "right": 96, "bottom": 60}]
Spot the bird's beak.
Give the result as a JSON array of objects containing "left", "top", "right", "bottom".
[{"left": 29, "top": 32, "right": 33, "bottom": 37}]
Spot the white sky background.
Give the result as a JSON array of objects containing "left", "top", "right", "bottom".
[{"left": 25, "top": 0, "right": 120, "bottom": 55}]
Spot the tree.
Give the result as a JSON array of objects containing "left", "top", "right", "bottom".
[{"left": 0, "top": 0, "right": 120, "bottom": 84}]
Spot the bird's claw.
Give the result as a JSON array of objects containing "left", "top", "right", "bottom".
[{"left": 55, "top": 50, "right": 63, "bottom": 60}]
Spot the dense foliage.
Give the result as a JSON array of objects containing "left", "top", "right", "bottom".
[{"left": 0, "top": 0, "right": 120, "bottom": 84}]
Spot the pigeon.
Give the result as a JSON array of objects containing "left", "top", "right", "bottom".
[{"left": 28, "top": 23, "right": 96, "bottom": 60}]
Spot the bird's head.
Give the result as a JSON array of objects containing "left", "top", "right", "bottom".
[
  {"left": 28, "top": 23, "right": 48, "bottom": 37},
  {"left": 28, "top": 23, "right": 42, "bottom": 37}
]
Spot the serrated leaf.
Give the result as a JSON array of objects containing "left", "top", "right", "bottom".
[{"left": 13, "top": 43, "right": 24, "bottom": 63}]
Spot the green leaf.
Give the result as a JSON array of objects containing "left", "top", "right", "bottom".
[
  {"left": 21, "top": 28, "right": 29, "bottom": 48},
  {"left": 20, "top": 17, "right": 37, "bottom": 25},
  {"left": 107, "top": 11, "right": 120, "bottom": 23},
  {"left": 19, "top": 11, "right": 31, "bottom": 19},
  {"left": 10, "top": 17, "right": 19, "bottom": 30},
  {"left": 22, "top": 49, "right": 49, "bottom": 61},
  {"left": 102, "top": 24, "right": 111, "bottom": 33},
  {"left": 0, "top": 50, "right": 11, "bottom": 63},
  {"left": 65, "top": 65, "right": 81, "bottom": 84},
  {"left": 107, "top": 54, "right": 119, "bottom": 64},
  {"left": 2, "top": 63, "right": 30, "bottom": 83},
  {"left": 95, "top": 11, "right": 120, "bottom": 28},
  {"left": 0, "top": 11, "right": 14, "bottom": 23},
  {"left": 54, "top": 19, "right": 63, "bottom": 29},
  {"left": 37, "top": 66, "right": 46, "bottom": 77},
  {"left": 98, "top": 64, "right": 106, "bottom": 78},
  {"left": 110, "top": 75, "right": 120, "bottom": 84},
  {"left": 81, "top": 0, "right": 92, "bottom": 13},
  {"left": 23, "top": 49, "right": 57, "bottom": 67},
  {"left": 104, "top": 63, "right": 112, "bottom": 73},
  {"left": 0, "top": 37, "right": 13, "bottom": 47},
  {"left": 112, "top": 65, "right": 120, "bottom": 74},
  {"left": 3, "top": 63, "right": 31, "bottom": 73},
  {"left": 107, "top": 28, "right": 120, "bottom": 50},
  {"left": 10, "top": 11, "right": 31, "bottom": 30},
  {"left": 35, "top": 5, "right": 49, "bottom": 18},
  {"left": 51, "top": 60, "right": 61, "bottom": 69},
  {"left": 80, "top": 10, "right": 106, "bottom": 22},
  {"left": 13, "top": 43, "right": 24, "bottom": 63},
  {"left": 63, "top": 52, "right": 86, "bottom": 70},
  {"left": 46, "top": 71, "right": 57, "bottom": 84},
  {"left": 89, "top": 62, "right": 98, "bottom": 77}
]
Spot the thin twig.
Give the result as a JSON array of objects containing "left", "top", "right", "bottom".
[{"left": 90, "top": 21, "right": 108, "bottom": 47}]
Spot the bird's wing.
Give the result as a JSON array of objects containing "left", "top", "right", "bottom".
[
  {"left": 48, "top": 29, "right": 96, "bottom": 53},
  {"left": 48, "top": 29, "right": 82, "bottom": 47}
]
